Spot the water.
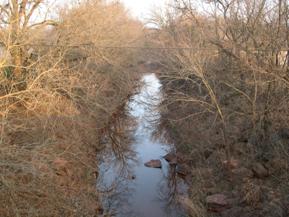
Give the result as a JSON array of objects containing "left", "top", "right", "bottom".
[{"left": 97, "top": 74, "right": 188, "bottom": 217}]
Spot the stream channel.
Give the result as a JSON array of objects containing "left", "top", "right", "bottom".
[{"left": 97, "top": 73, "right": 188, "bottom": 217}]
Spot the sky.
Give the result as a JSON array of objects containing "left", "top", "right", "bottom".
[
  {"left": 56, "top": 0, "right": 169, "bottom": 21},
  {"left": 120, "top": 0, "right": 168, "bottom": 21}
]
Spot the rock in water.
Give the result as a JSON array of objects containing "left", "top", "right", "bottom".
[{"left": 144, "top": 159, "right": 162, "bottom": 168}]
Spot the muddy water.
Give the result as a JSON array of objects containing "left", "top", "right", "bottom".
[{"left": 97, "top": 74, "right": 188, "bottom": 217}]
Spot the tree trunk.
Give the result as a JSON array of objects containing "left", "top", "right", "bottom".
[
  {"left": 10, "top": 46, "right": 23, "bottom": 78},
  {"left": 10, "top": 0, "right": 23, "bottom": 79}
]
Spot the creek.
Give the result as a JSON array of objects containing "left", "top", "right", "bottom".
[{"left": 97, "top": 73, "right": 188, "bottom": 217}]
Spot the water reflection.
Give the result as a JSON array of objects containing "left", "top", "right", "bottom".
[{"left": 97, "top": 74, "right": 188, "bottom": 217}]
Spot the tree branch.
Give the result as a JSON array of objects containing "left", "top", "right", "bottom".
[
  {"left": 23, "top": 0, "right": 42, "bottom": 28},
  {"left": 28, "top": 19, "right": 58, "bottom": 28}
]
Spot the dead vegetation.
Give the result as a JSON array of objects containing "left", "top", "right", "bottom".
[
  {"left": 0, "top": 0, "right": 143, "bottom": 216},
  {"left": 149, "top": 0, "right": 289, "bottom": 216}
]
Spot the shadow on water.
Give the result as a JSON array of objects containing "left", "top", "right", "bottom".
[{"left": 97, "top": 73, "right": 188, "bottom": 217}]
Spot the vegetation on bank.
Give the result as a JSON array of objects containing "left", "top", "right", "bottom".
[
  {"left": 0, "top": 1, "right": 142, "bottom": 216},
  {"left": 150, "top": 0, "right": 289, "bottom": 216}
]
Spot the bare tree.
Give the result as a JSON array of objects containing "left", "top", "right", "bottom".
[{"left": 0, "top": 0, "right": 57, "bottom": 78}]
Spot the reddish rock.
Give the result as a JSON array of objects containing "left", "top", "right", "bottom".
[
  {"left": 252, "top": 163, "right": 269, "bottom": 178},
  {"left": 144, "top": 160, "right": 162, "bottom": 168},
  {"left": 206, "top": 193, "right": 230, "bottom": 212}
]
